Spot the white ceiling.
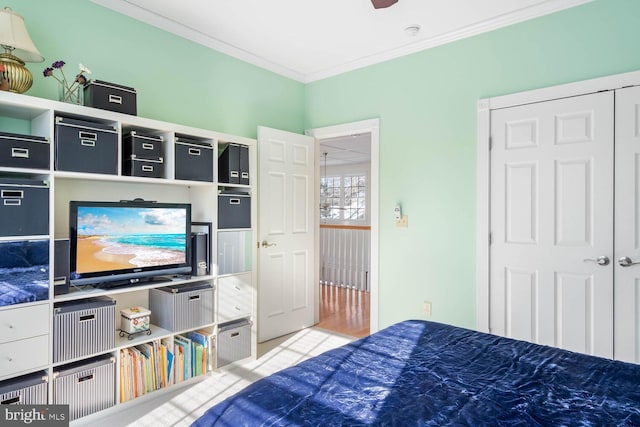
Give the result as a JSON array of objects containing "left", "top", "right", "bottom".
[
  {"left": 320, "top": 133, "right": 371, "bottom": 167},
  {"left": 92, "top": 0, "right": 592, "bottom": 83}
]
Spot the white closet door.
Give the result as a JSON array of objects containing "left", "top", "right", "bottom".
[
  {"left": 614, "top": 86, "right": 640, "bottom": 364},
  {"left": 490, "top": 91, "right": 614, "bottom": 358}
]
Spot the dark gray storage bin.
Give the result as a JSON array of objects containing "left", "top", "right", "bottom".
[
  {"left": 149, "top": 282, "right": 214, "bottom": 332},
  {"left": 83, "top": 79, "right": 137, "bottom": 115},
  {"left": 217, "top": 319, "right": 251, "bottom": 368},
  {"left": 53, "top": 355, "right": 115, "bottom": 420},
  {"left": 0, "top": 371, "right": 48, "bottom": 405},
  {"left": 0, "top": 179, "right": 49, "bottom": 236},
  {"left": 55, "top": 117, "right": 118, "bottom": 175},
  {"left": 123, "top": 131, "right": 163, "bottom": 160},
  {"left": 218, "top": 192, "right": 251, "bottom": 229},
  {"left": 123, "top": 157, "right": 164, "bottom": 178},
  {"left": 175, "top": 138, "right": 213, "bottom": 182},
  {"left": 53, "top": 297, "right": 116, "bottom": 363},
  {"left": 0, "top": 132, "right": 49, "bottom": 170}
]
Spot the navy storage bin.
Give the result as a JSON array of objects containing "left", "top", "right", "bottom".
[
  {"left": 175, "top": 138, "right": 213, "bottom": 182},
  {"left": 0, "top": 178, "right": 49, "bottom": 236},
  {"left": 55, "top": 117, "right": 118, "bottom": 175},
  {"left": 0, "top": 131, "right": 49, "bottom": 170},
  {"left": 218, "top": 192, "right": 251, "bottom": 229},
  {"left": 123, "top": 131, "right": 163, "bottom": 160},
  {"left": 123, "top": 157, "right": 164, "bottom": 178},
  {"left": 83, "top": 79, "right": 137, "bottom": 115}
]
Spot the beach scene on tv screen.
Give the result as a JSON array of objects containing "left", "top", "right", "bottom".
[{"left": 76, "top": 206, "right": 187, "bottom": 274}]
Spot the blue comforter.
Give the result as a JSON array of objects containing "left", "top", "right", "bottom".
[{"left": 194, "top": 320, "right": 640, "bottom": 426}]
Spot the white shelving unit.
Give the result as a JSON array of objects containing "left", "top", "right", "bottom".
[{"left": 0, "top": 90, "right": 257, "bottom": 420}]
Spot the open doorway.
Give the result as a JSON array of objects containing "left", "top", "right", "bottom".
[{"left": 307, "top": 119, "right": 379, "bottom": 338}]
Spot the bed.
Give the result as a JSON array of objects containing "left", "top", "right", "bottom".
[{"left": 193, "top": 320, "right": 640, "bottom": 426}]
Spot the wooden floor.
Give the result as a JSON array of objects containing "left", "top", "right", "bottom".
[{"left": 317, "top": 283, "right": 370, "bottom": 338}]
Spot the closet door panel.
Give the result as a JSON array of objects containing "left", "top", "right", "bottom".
[
  {"left": 490, "top": 92, "right": 614, "bottom": 357},
  {"left": 614, "top": 86, "right": 640, "bottom": 364}
]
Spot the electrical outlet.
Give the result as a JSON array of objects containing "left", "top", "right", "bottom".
[
  {"left": 423, "top": 300, "right": 432, "bottom": 317},
  {"left": 395, "top": 215, "right": 408, "bottom": 228}
]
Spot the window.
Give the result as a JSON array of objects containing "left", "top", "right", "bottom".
[{"left": 320, "top": 174, "right": 367, "bottom": 221}]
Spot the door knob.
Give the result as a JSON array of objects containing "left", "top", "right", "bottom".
[
  {"left": 618, "top": 256, "right": 640, "bottom": 267},
  {"left": 583, "top": 256, "right": 610, "bottom": 266},
  {"left": 261, "top": 240, "right": 276, "bottom": 248}
]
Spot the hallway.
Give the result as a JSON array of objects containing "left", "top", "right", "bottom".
[{"left": 316, "top": 283, "right": 370, "bottom": 338}]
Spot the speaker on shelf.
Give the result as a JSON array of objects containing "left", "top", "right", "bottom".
[
  {"left": 53, "top": 239, "right": 70, "bottom": 295},
  {"left": 191, "top": 232, "right": 209, "bottom": 276}
]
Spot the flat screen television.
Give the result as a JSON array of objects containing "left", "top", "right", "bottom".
[{"left": 69, "top": 200, "right": 192, "bottom": 287}]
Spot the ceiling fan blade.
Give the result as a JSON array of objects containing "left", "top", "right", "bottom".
[{"left": 371, "top": 0, "right": 398, "bottom": 9}]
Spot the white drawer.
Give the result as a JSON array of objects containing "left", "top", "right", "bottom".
[
  {"left": 0, "top": 304, "right": 49, "bottom": 344},
  {"left": 0, "top": 335, "right": 49, "bottom": 378},
  {"left": 218, "top": 275, "right": 252, "bottom": 323}
]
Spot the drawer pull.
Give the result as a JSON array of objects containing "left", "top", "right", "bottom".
[
  {"left": 7, "top": 324, "right": 14, "bottom": 329},
  {"left": 234, "top": 285, "right": 241, "bottom": 290},
  {"left": 142, "top": 143, "right": 154, "bottom": 150},
  {"left": 11, "top": 147, "right": 29, "bottom": 158},
  {"left": 188, "top": 147, "right": 201, "bottom": 156},
  {"left": 78, "top": 131, "right": 97, "bottom": 140},
  {"left": 78, "top": 373, "right": 94, "bottom": 383},
  {"left": 79, "top": 314, "right": 95, "bottom": 322},
  {"left": 230, "top": 171, "right": 239, "bottom": 178},
  {"left": 7, "top": 356, "right": 12, "bottom": 362},
  {"left": 234, "top": 306, "right": 241, "bottom": 311},
  {"left": 189, "top": 295, "right": 200, "bottom": 301},
  {"left": 1, "top": 396, "right": 20, "bottom": 404},
  {"left": 241, "top": 172, "right": 249, "bottom": 179},
  {"left": 229, "top": 198, "right": 240, "bottom": 205},
  {"left": 231, "top": 332, "right": 240, "bottom": 337},
  {"left": 81, "top": 139, "right": 96, "bottom": 147},
  {"left": 3, "top": 199, "right": 21, "bottom": 206},
  {"left": 1, "top": 190, "right": 23, "bottom": 199},
  {"left": 142, "top": 165, "right": 153, "bottom": 172},
  {"left": 108, "top": 94, "right": 122, "bottom": 104}
]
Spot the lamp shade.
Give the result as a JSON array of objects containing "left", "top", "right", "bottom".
[{"left": 0, "top": 7, "right": 43, "bottom": 63}]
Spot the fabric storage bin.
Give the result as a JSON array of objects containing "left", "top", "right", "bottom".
[
  {"left": 149, "top": 282, "right": 214, "bottom": 332},
  {"left": 0, "top": 132, "right": 49, "bottom": 170},
  {"left": 54, "top": 117, "right": 118, "bottom": 175},
  {"left": 123, "top": 131, "right": 163, "bottom": 160},
  {"left": 122, "top": 157, "right": 164, "bottom": 178},
  {"left": 218, "top": 192, "right": 251, "bottom": 229},
  {"left": 0, "top": 179, "right": 49, "bottom": 237},
  {"left": 216, "top": 318, "right": 251, "bottom": 368},
  {"left": 175, "top": 138, "right": 214, "bottom": 182},
  {"left": 0, "top": 371, "right": 48, "bottom": 405},
  {"left": 83, "top": 79, "right": 137, "bottom": 115},
  {"left": 53, "top": 296, "right": 116, "bottom": 363},
  {"left": 53, "top": 355, "right": 115, "bottom": 420}
]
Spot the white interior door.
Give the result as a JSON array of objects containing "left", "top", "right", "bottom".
[
  {"left": 490, "top": 91, "right": 614, "bottom": 358},
  {"left": 257, "top": 126, "right": 316, "bottom": 342},
  {"left": 614, "top": 86, "right": 640, "bottom": 364}
]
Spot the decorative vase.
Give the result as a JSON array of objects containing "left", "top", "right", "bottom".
[{"left": 58, "top": 83, "right": 82, "bottom": 104}]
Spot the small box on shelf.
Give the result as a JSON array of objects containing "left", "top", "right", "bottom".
[
  {"left": 0, "top": 131, "right": 49, "bottom": 170},
  {"left": 120, "top": 306, "right": 151, "bottom": 340},
  {"left": 83, "top": 80, "right": 137, "bottom": 116}
]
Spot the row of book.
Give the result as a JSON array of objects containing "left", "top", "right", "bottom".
[{"left": 119, "top": 330, "right": 214, "bottom": 403}]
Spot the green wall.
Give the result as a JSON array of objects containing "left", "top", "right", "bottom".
[
  {"left": 305, "top": 0, "right": 640, "bottom": 329},
  {"left": 4, "top": 0, "right": 304, "bottom": 138},
  {"left": 6, "top": 0, "right": 640, "bottom": 331}
]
